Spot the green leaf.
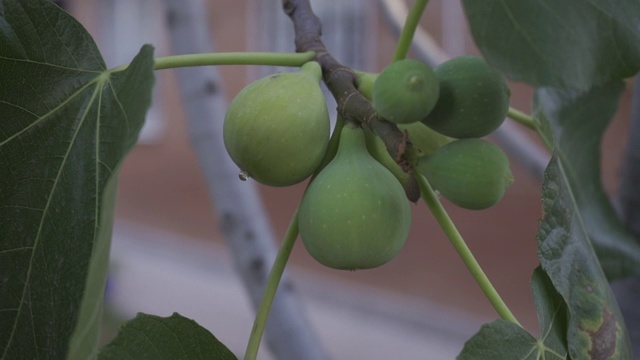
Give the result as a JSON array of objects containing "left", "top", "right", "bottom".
[
  {"left": 0, "top": 1, "right": 155, "bottom": 358},
  {"left": 98, "top": 313, "right": 238, "bottom": 360},
  {"left": 462, "top": 1, "right": 640, "bottom": 90},
  {"left": 534, "top": 83, "right": 635, "bottom": 358},
  {"left": 534, "top": 82, "right": 640, "bottom": 281},
  {"left": 530, "top": 268, "right": 568, "bottom": 358},
  {"left": 458, "top": 321, "right": 538, "bottom": 360},
  {"left": 457, "top": 268, "right": 568, "bottom": 360}
]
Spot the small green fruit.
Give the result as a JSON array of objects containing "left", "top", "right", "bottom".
[
  {"left": 372, "top": 59, "right": 439, "bottom": 124},
  {"left": 223, "top": 62, "right": 329, "bottom": 186},
  {"left": 298, "top": 123, "right": 411, "bottom": 270},
  {"left": 417, "top": 139, "right": 513, "bottom": 210},
  {"left": 422, "top": 56, "right": 510, "bottom": 138}
]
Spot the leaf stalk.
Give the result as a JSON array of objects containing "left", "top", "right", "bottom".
[
  {"left": 244, "top": 210, "right": 300, "bottom": 360},
  {"left": 507, "top": 107, "right": 538, "bottom": 131},
  {"left": 392, "top": 0, "right": 431, "bottom": 61},
  {"left": 110, "top": 51, "right": 316, "bottom": 72}
]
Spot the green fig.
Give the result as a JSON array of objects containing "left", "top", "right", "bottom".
[
  {"left": 223, "top": 62, "right": 330, "bottom": 186},
  {"left": 372, "top": 59, "right": 440, "bottom": 124},
  {"left": 422, "top": 56, "right": 510, "bottom": 138},
  {"left": 298, "top": 123, "right": 411, "bottom": 270},
  {"left": 416, "top": 138, "right": 513, "bottom": 210},
  {"left": 357, "top": 71, "right": 452, "bottom": 186}
]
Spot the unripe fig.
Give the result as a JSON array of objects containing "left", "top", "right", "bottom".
[
  {"left": 223, "top": 62, "right": 330, "bottom": 186},
  {"left": 298, "top": 123, "right": 411, "bottom": 270},
  {"left": 416, "top": 138, "right": 513, "bottom": 210},
  {"left": 372, "top": 59, "right": 440, "bottom": 124},
  {"left": 422, "top": 56, "right": 510, "bottom": 138}
]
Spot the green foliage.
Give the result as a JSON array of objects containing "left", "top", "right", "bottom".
[
  {"left": 458, "top": 268, "right": 567, "bottom": 360},
  {"left": 534, "top": 83, "right": 640, "bottom": 281},
  {"left": 462, "top": 0, "right": 640, "bottom": 91},
  {"left": 534, "top": 84, "right": 638, "bottom": 359},
  {"left": 539, "top": 158, "right": 632, "bottom": 359},
  {"left": 463, "top": 2, "right": 640, "bottom": 358},
  {"left": 99, "top": 313, "right": 237, "bottom": 360},
  {"left": 0, "top": 1, "right": 154, "bottom": 358}
]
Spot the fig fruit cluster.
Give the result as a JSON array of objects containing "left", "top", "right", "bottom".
[
  {"left": 368, "top": 56, "right": 510, "bottom": 138},
  {"left": 222, "top": 55, "right": 515, "bottom": 272},
  {"left": 224, "top": 62, "right": 412, "bottom": 271},
  {"left": 361, "top": 56, "right": 514, "bottom": 210}
]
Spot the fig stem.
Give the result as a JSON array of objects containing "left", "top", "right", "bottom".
[
  {"left": 312, "top": 115, "right": 346, "bottom": 175},
  {"left": 109, "top": 51, "right": 316, "bottom": 72},
  {"left": 392, "top": 0, "right": 430, "bottom": 62},
  {"left": 244, "top": 209, "right": 300, "bottom": 360},
  {"left": 415, "top": 173, "right": 523, "bottom": 328},
  {"left": 507, "top": 107, "right": 538, "bottom": 131}
]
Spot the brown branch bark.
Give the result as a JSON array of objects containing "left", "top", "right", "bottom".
[{"left": 282, "top": 0, "right": 419, "bottom": 201}]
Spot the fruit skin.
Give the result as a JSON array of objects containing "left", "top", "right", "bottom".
[
  {"left": 223, "top": 62, "right": 329, "bottom": 186},
  {"left": 416, "top": 138, "right": 513, "bottom": 210},
  {"left": 357, "top": 71, "right": 453, "bottom": 189},
  {"left": 372, "top": 59, "right": 440, "bottom": 124},
  {"left": 422, "top": 56, "right": 510, "bottom": 138},
  {"left": 298, "top": 123, "right": 411, "bottom": 270}
]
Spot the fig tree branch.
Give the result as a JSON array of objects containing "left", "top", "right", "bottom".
[{"left": 282, "top": 0, "right": 413, "bottom": 170}]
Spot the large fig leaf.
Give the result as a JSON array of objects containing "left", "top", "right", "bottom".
[
  {"left": 534, "top": 82, "right": 640, "bottom": 280},
  {"left": 462, "top": 1, "right": 640, "bottom": 91},
  {"left": 534, "top": 83, "right": 635, "bottom": 358},
  {"left": 0, "top": 1, "right": 155, "bottom": 358},
  {"left": 99, "top": 313, "right": 238, "bottom": 360},
  {"left": 458, "top": 268, "right": 568, "bottom": 360}
]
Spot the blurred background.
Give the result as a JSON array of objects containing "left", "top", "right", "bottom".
[{"left": 59, "top": 0, "right": 632, "bottom": 358}]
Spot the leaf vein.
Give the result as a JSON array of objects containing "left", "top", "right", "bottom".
[{"left": 1, "top": 80, "right": 102, "bottom": 359}]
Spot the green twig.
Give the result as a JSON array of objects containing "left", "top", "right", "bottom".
[
  {"left": 507, "top": 107, "right": 538, "bottom": 131},
  {"left": 110, "top": 51, "right": 316, "bottom": 72},
  {"left": 244, "top": 210, "right": 300, "bottom": 360},
  {"left": 392, "top": 0, "right": 430, "bottom": 61},
  {"left": 416, "top": 173, "right": 522, "bottom": 327}
]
